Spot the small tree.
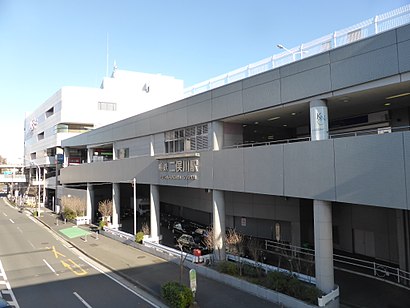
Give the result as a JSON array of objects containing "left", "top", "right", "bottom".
[
  {"left": 98, "top": 199, "right": 113, "bottom": 222},
  {"left": 141, "top": 222, "right": 150, "bottom": 235},
  {"left": 61, "top": 196, "right": 86, "bottom": 218},
  {"left": 202, "top": 227, "right": 214, "bottom": 255},
  {"left": 246, "top": 237, "right": 264, "bottom": 277},
  {"left": 226, "top": 229, "right": 245, "bottom": 276}
]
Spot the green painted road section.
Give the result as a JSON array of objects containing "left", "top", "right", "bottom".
[{"left": 59, "top": 227, "right": 91, "bottom": 239}]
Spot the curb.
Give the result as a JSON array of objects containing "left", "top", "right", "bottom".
[{"left": 34, "top": 215, "right": 165, "bottom": 305}]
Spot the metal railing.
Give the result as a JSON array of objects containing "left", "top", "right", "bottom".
[
  {"left": 223, "top": 125, "right": 410, "bottom": 150},
  {"left": 184, "top": 5, "right": 410, "bottom": 97},
  {"left": 264, "top": 240, "right": 410, "bottom": 288}
]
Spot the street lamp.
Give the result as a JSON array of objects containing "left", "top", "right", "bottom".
[
  {"left": 277, "top": 44, "right": 308, "bottom": 60},
  {"left": 277, "top": 44, "right": 296, "bottom": 61},
  {"left": 31, "top": 161, "right": 41, "bottom": 217},
  {"left": 20, "top": 158, "right": 41, "bottom": 217}
]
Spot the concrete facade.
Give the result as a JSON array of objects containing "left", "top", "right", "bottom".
[{"left": 60, "top": 24, "right": 410, "bottom": 295}]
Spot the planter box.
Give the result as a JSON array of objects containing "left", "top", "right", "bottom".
[{"left": 74, "top": 216, "right": 89, "bottom": 225}]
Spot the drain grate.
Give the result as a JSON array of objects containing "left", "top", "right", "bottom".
[{"left": 137, "top": 255, "right": 146, "bottom": 259}]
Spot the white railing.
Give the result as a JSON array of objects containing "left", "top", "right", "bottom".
[{"left": 184, "top": 4, "right": 410, "bottom": 97}]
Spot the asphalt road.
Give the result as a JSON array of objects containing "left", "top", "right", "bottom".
[{"left": 0, "top": 199, "right": 161, "bottom": 308}]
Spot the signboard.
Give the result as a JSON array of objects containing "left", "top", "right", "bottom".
[
  {"left": 159, "top": 158, "right": 199, "bottom": 180},
  {"left": 189, "top": 269, "right": 197, "bottom": 293}
]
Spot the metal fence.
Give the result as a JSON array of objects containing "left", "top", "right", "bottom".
[
  {"left": 184, "top": 5, "right": 410, "bottom": 97},
  {"left": 264, "top": 239, "right": 410, "bottom": 288}
]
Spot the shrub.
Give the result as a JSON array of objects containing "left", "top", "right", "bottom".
[
  {"left": 135, "top": 231, "right": 144, "bottom": 243},
  {"left": 98, "top": 199, "right": 112, "bottom": 219},
  {"left": 161, "top": 281, "right": 193, "bottom": 308},
  {"left": 265, "top": 271, "right": 321, "bottom": 304},
  {"left": 217, "top": 261, "right": 238, "bottom": 276},
  {"left": 61, "top": 196, "right": 86, "bottom": 217},
  {"left": 63, "top": 208, "right": 76, "bottom": 220},
  {"left": 99, "top": 219, "right": 107, "bottom": 229}
]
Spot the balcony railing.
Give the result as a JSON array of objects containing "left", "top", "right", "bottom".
[
  {"left": 223, "top": 125, "right": 410, "bottom": 150},
  {"left": 184, "top": 5, "right": 410, "bottom": 97}
]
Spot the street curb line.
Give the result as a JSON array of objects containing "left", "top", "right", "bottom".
[{"left": 34, "top": 215, "right": 165, "bottom": 305}]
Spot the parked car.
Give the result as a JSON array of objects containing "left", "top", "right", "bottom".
[
  {"left": 172, "top": 220, "right": 193, "bottom": 236},
  {"left": 176, "top": 234, "right": 200, "bottom": 252}
]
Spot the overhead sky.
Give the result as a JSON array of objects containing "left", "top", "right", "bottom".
[{"left": 0, "top": 0, "right": 409, "bottom": 162}]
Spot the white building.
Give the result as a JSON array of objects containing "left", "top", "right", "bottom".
[{"left": 23, "top": 69, "right": 183, "bottom": 209}]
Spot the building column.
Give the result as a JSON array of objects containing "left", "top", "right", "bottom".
[
  {"left": 86, "top": 183, "right": 93, "bottom": 223},
  {"left": 150, "top": 184, "right": 160, "bottom": 242},
  {"left": 310, "top": 99, "right": 335, "bottom": 294},
  {"left": 112, "top": 183, "right": 120, "bottom": 229},
  {"left": 150, "top": 135, "right": 155, "bottom": 156},
  {"left": 213, "top": 189, "right": 226, "bottom": 260},
  {"left": 87, "top": 148, "right": 93, "bottom": 163},
  {"left": 314, "top": 200, "right": 334, "bottom": 293},
  {"left": 212, "top": 121, "right": 224, "bottom": 151}
]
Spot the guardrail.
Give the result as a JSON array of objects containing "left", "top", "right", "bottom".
[
  {"left": 264, "top": 239, "right": 410, "bottom": 288},
  {"left": 184, "top": 5, "right": 410, "bottom": 97}
]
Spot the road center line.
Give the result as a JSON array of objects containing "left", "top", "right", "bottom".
[
  {"left": 73, "top": 292, "right": 92, "bottom": 308},
  {"left": 43, "top": 259, "right": 59, "bottom": 276},
  {"left": 9, "top": 218, "right": 14, "bottom": 224}
]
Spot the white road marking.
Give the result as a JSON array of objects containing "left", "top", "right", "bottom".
[
  {"left": 17, "top": 226, "right": 23, "bottom": 233},
  {"left": 0, "top": 259, "right": 20, "bottom": 308},
  {"left": 80, "top": 257, "right": 160, "bottom": 307},
  {"left": 43, "top": 259, "right": 59, "bottom": 276},
  {"left": 73, "top": 292, "right": 93, "bottom": 308},
  {"left": 2, "top": 212, "right": 7, "bottom": 216},
  {"left": 27, "top": 239, "right": 36, "bottom": 249},
  {"left": 9, "top": 219, "right": 14, "bottom": 224}
]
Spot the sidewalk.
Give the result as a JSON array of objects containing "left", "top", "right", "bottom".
[
  {"left": 36, "top": 209, "right": 410, "bottom": 308},
  {"left": 36, "top": 210, "right": 279, "bottom": 308}
]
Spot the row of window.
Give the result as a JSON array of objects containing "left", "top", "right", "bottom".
[{"left": 165, "top": 124, "right": 209, "bottom": 153}]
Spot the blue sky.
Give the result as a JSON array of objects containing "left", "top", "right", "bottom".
[{"left": 0, "top": 0, "right": 409, "bottom": 162}]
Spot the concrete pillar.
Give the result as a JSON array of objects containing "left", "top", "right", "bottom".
[
  {"left": 63, "top": 148, "right": 69, "bottom": 167},
  {"left": 310, "top": 99, "right": 335, "bottom": 294},
  {"left": 314, "top": 200, "right": 334, "bottom": 293},
  {"left": 213, "top": 189, "right": 226, "bottom": 260},
  {"left": 112, "top": 183, "right": 120, "bottom": 229},
  {"left": 212, "top": 121, "right": 224, "bottom": 151},
  {"left": 310, "top": 99, "right": 329, "bottom": 141},
  {"left": 86, "top": 183, "right": 93, "bottom": 223},
  {"left": 150, "top": 135, "right": 155, "bottom": 156},
  {"left": 87, "top": 148, "right": 93, "bottom": 163},
  {"left": 112, "top": 143, "right": 117, "bottom": 160},
  {"left": 150, "top": 184, "right": 160, "bottom": 242}
]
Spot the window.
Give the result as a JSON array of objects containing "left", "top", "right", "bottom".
[
  {"left": 98, "top": 102, "right": 117, "bottom": 111},
  {"left": 46, "top": 107, "right": 54, "bottom": 118},
  {"left": 165, "top": 124, "right": 209, "bottom": 153},
  {"left": 37, "top": 132, "right": 44, "bottom": 141},
  {"left": 117, "top": 148, "right": 129, "bottom": 159}
]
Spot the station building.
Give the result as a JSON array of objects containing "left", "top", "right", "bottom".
[
  {"left": 23, "top": 69, "right": 183, "bottom": 208},
  {"left": 60, "top": 20, "right": 410, "bottom": 294}
]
